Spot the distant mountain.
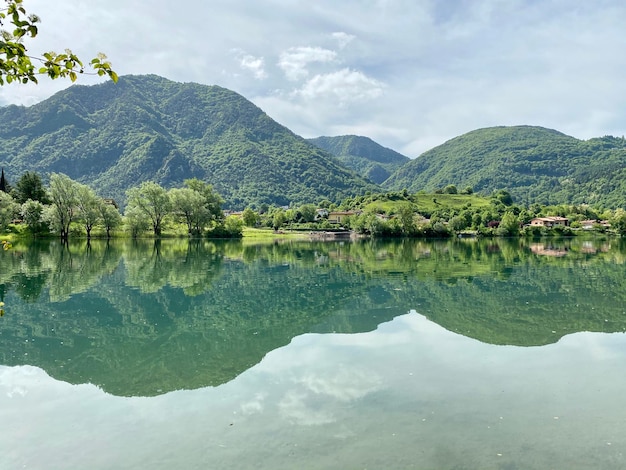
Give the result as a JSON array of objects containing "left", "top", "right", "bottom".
[
  {"left": 383, "top": 125, "right": 626, "bottom": 208},
  {"left": 308, "top": 135, "right": 410, "bottom": 184},
  {"left": 0, "top": 75, "right": 376, "bottom": 208}
]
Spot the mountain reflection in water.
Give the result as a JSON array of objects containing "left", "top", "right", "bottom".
[{"left": 0, "top": 237, "right": 624, "bottom": 397}]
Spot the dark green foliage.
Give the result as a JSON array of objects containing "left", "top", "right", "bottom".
[
  {"left": 308, "top": 135, "right": 410, "bottom": 184},
  {"left": 384, "top": 126, "right": 626, "bottom": 208},
  {"left": 0, "top": 75, "right": 375, "bottom": 209},
  {"left": 13, "top": 171, "right": 49, "bottom": 204},
  {"left": 0, "top": 168, "right": 9, "bottom": 193}
]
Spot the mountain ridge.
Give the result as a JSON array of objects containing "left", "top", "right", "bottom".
[
  {"left": 383, "top": 125, "right": 626, "bottom": 207},
  {"left": 307, "top": 135, "right": 410, "bottom": 184},
  {"left": 1, "top": 76, "right": 625, "bottom": 209},
  {"left": 0, "top": 74, "right": 376, "bottom": 208}
]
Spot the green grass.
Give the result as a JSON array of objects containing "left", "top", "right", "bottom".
[
  {"left": 241, "top": 227, "right": 311, "bottom": 241},
  {"left": 361, "top": 193, "right": 492, "bottom": 215}
]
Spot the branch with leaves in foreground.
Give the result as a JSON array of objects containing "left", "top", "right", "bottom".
[{"left": 0, "top": 0, "right": 117, "bottom": 85}]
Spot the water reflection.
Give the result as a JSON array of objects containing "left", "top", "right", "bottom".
[
  {"left": 0, "top": 237, "right": 625, "bottom": 397},
  {"left": 2, "top": 312, "right": 626, "bottom": 470}
]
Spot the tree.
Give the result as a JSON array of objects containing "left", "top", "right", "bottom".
[
  {"left": 497, "top": 211, "right": 520, "bottom": 236},
  {"left": 298, "top": 204, "right": 317, "bottom": 223},
  {"left": 611, "top": 208, "right": 626, "bottom": 234},
  {"left": 46, "top": 173, "right": 79, "bottom": 240},
  {"left": 75, "top": 183, "right": 103, "bottom": 239},
  {"left": 13, "top": 171, "right": 48, "bottom": 204},
  {"left": 126, "top": 182, "right": 171, "bottom": 236},
  {"left": 449, "top": 215, "right": 468, "bottom": 232},
  {"left": 397, "top": 204, "right": 415, "bottom": 235},
  {"left": 99, "top": 203, "right": 122, "bottom": 238},
  {"left": 184, "top": 178, "right": 223, "bottom": 223},
  {"left": 0, "top": 0, "right": 117, "bottom": 85},
  {"left": 0, "top": 168, "right": 10, "bottom": 192},
  {"left": 0, "top": 190, "right": 18, "bottom": 230},
  {"left": 124, "top": 205, "right": 150, "bottom": 239},
  {"left": 443, "top": 184, "right": 458, "bottom": 194},
  {"left": 169, "top": 187, "right": 206, "bottom": 236},
  {"left": 272, "top": 210, "right": 286, "bottom": 230},
  {"left": 20, "top": 198, "right": 45, "bottom": 234},
  {"left": 242, "top": 207, "right": 259, "bottom": 227}
]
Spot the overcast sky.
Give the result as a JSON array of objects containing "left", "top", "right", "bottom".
[{"left": 2, "top": 0, "right": 626, "bottom": 157}]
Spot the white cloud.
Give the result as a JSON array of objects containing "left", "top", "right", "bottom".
[
  {"left": 236, "top": 52, "right": 267, "bottom": 80},
  {"left": 331, "top": 32, "right": 355, "bottom": 49},
  {"left": 278, "top": 46, "right": 337, "bottom": 81},
  {"left": 296, "top": 68, "right": 385, "bottom": 103}
]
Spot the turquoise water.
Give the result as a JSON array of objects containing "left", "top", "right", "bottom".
[{"left": 1, "top": 238, "right": 625, "bottom": 469}]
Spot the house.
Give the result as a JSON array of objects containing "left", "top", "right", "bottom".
[
  {"left": 580, "top": 219, "right": 611, "bottom": 230},
  {"left": 529, "top": 216, "right": 569, "bottom": 227},
  {"left": 315, "top": 208, "right": 329, "bottom": 221},
  {"left": 328, "top": 210, "right": 361, "bottom": 224},
  {"left": 102, "top": 198, "right": 119, "bottom": 209}
]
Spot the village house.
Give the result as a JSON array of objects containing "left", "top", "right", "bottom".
[
  {"left": 529, "top": 216, "right": 569, "bottom": 227},
  {"left": 580, "top": 219, "right": 611, "bottom": 230},
  {"left": 328, "top": 210, "right": 361, "bottom": 224},
  {"left": 102, "top": 198, "right": 119, "bottom": 209}
]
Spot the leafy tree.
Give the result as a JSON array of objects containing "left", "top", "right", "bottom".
[
  {"left": 0, "top": 190, "right": 18, "bottom": 230},
  {"left": 491, "top": 189, "right": 513, "bottom": 206},
  {"left": 397, "top": 204, "right": 416, "bottom": 234},
  {"left": 169, "top": 187, "right": 207, "bottom": 236},
  {"left": 272, "top": 210, "right": 286, "bottom": 230},
  {"left": 298, "top": 204, "right": 317, "bottom": 223},
  {"left": 449, "top": 215, "right": 468, "bottom": 232},
  {"left": 124, "top": 205, "right": 150, "bottom": 239},
  {"left": 13, "top": 171, "right": 48, "bottom": 204},
  {"left": 75, "top": 183, "right": 103, "bottom": 239},
  {"left": 223, "top": 216, "right": 243, "bottom": 237},
  {"left": 184, "top": 178, "right": 224, "bottom": 223},
  {"left": 443, "top": 184, "right": 458, "bottom": 194},
  {"left": 497, "top": 211, "right": 520, "bottom": 236},
  {"left": 99, "top": 203, "right": 122, "bottom": 238},
  {"left": 242, "top": 207, "right": 259, "bottom": 227},
  {"left": 126, "top": 182, "right": 171, "bottom": 236},
  {"left": 0, "top": 0, "right": 117, "bottom": 85},
  {"left": 611, "top": 208, "right": 626, "bottom": 234},
  {"left": 20, "top": 199, "right": 45, "bottom": 234},
  {"left": 46, "top": 173, "right": 79, "bottom": 240}
]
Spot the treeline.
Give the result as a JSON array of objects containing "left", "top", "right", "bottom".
[
  {"left": 237, "top": 188, "right": 626, "bottom": 238},
  {"left": 0, "top": 171, "right": 243, "bottom": 239},
  {"left": 2, "top": 170, "right": 626, "bottom": 240}
]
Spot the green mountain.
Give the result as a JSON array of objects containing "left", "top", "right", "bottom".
[
  {"left": 308, "top": 135, "right": 410, "bottom": 184},
  {"left": 383, "top": 125, "right": 626, "bottom": 208},
  {"left": 0, "top": 74, "right": 376, "bottom": 208}
]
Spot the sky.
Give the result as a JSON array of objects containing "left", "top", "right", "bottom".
[{"left": 1, "top": 0, "right": 626, "bottom": 157}]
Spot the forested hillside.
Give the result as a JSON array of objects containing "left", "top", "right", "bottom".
[
  {"left": 308, "top": 135, "right": 410, "bottom": 184},
  {"left": 0, "top": 75, "right": 375, "bottom": 208},
  {"left": 384, "top": 126, "right": 626, "bottom": 208}
]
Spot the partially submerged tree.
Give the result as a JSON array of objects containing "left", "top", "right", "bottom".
[{"left": 0, "top": 0, "right": 117, "bottom": 85}]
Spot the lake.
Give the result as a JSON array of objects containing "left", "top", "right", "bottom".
[{"left": 1, "top": 237, "right": 625, "bottom": 469}]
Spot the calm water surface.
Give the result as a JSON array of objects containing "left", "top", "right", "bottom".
[{"left": 1, "top": 238, "right": 625, "bottom": 469}]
